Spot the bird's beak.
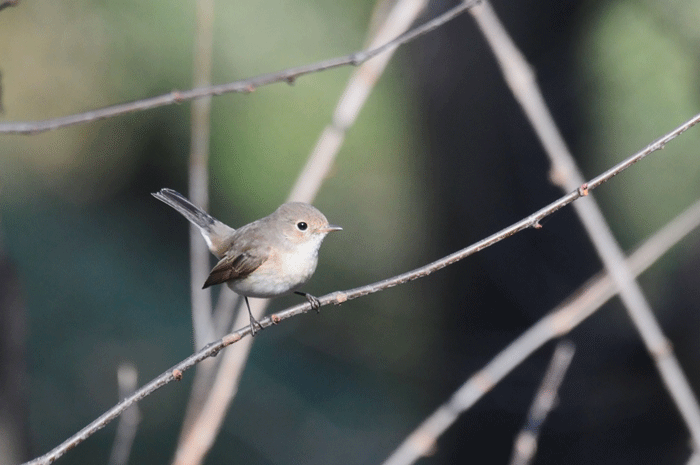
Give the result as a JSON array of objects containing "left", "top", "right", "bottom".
[{"left": 319, "top": 224, "right": 343, "bottom": 233}]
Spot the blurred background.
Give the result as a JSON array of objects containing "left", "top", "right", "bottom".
[{"left": 2, "top": 0, "right": 700, "bottom": 464}]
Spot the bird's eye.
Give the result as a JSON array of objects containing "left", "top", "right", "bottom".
[{"left": 296, "top": 222, "right": 308, "bottom": 231}]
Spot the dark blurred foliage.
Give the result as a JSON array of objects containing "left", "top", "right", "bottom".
[{"left": 1, "top": 0, "right": 700, "bottom": 464}]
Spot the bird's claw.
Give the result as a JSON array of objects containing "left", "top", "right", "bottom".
[
  {"left": 249, "top": 315, "right": 264, "bottom": 336},
  {"left": 296, "top": 291, "right": 321, "bottom": 313}
]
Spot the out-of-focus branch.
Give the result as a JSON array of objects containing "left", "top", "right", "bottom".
[
  {"left": 508, "top": 341, "right": 575, "bottom": 465},
  {"left": 471, "top": 0, "right": 700, "bottom": 449},
  {"left": 381, "top": 195, "right": 700, "bottom": 465},
  {"left": 22, "top": 111, "right": 700, "bottom": 465},
  {"left": 187, "top": 0, "right": 216, "bottom": 351},
  {"left": 0, "top": 0, "right": 19, "bottom": 13},
  {"left": 0, "top": 241, "right": 28, "bottom": 465},
  {"left": 0, "top": 71, "right": 4, "bottom": 114},
  {"left": 688, "top": 451, "right": 700, "bottom": 465},
  {"left": 172, "top": 1, "right": 431, "bottom": 463},
  {"left": 0, "top": 0, "right": 480, "bottom": 135},
  {"left": 107, "top": 364, "right": 141, "bottom": 465},
  {"left": 177, "top": 0, "right": 218, "bottom": 451}
]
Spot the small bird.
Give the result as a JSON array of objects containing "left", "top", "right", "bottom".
[{"left": 153, "top": 188, "right": 342, "bottom": 335}]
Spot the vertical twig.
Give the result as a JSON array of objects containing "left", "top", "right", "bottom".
[
  {"left": 508, "top": 341, "right": 575, "bottom": 465},
  {"left": 0, "top": 238, "right": 28, "bottom": 465},
  {"left": 107, "top": 364, "right": 141, "bottom": 465},
  {"left": 187, "top": 0, "right": 216, "bottom": 350},
  {"left": 470, "top": 0, "right": 700, "bottom": 450},
  {"left": 176, "top": 0, "right": 218, "bottom": 453}
]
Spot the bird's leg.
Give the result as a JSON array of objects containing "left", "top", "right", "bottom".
[
  {"left": 244, "top": 296, "right": 263, "bottom": 336},
  {"left": 295, "top": 291, "right": 321, "bottom": 313}
]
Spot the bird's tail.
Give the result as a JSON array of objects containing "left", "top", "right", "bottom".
[{"left": 152, "top": 188, "right": 235, "bottom": 257}]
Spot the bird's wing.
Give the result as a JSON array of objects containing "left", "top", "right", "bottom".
[{"left": 202, "top": 246, "right": 270, "bottom": 289}]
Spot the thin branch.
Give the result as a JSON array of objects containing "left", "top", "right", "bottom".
[
  {"left": 22, "top": 112, "right": 700, "bottom": 465},
  {"left": 508, "top": 341, "right": 576, "bottom": 465},
  {"left": 0, "top": 0, "right": 480, "bottom": 136},
  {"left": 471, "top": 0, "right": 700, "bottom": 449},
  {"left": 380, "top": 196, "right": 700, "bottom": 465},
  {"left": 187, "top": 0, "right": 215, "bottom": 352},
  {"left": 177, "top": 0, "right": 217, "bottom": 449},
  {"left": 107, "top": 364, "right": 141, "bottom": 465}
]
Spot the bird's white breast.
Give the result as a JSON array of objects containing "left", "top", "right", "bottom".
[{"left": 226, "top": 234, "right": 324, "bottom": 298}]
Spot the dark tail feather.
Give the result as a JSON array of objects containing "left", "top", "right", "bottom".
[
  {"left": 153, "top": 189, "right": 236, "bottom": 258},
  {"left": 152, "top": 188, "right": 235, "bottom": 257},
  {"left": 152, "top": 188, "right": 216, "bottom": 230}
]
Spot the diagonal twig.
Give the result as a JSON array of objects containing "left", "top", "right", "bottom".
[
  {"left": 508, "top": 341, "right": 576, "bottom": 465},
  {"left": 0, "top": 0, "right": 480, "bottom": 135}
]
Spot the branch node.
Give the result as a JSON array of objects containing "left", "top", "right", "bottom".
[
  {"left": 172, "top": 369, "right": 183, "bottom": 381},
  {"left": 285, "top": 76, "right": 296, "bottom": 86},
  {"left": 532, "top": 221, "right": 543, "bottom": 229},
  {"left": 349, "top": 52, "right": 364, "bottom": 66},
  {"left": 271, "top": 314, "right": 281, "bottom": 324},
  {"left": 578, "top": 183, "right": 589, "bottom": 196},
  {"left": 334, "top": 292, "right": 348, "bottom": 304},
  {"left": 245, "top": 85, "right": 255, "bottom": 93},
  {"left": 172, "top": 91, "right": 184, "bottom": 103}
]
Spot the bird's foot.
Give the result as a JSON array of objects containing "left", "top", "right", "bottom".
[
  {"left": 248, "top": 315, "right": 264, "bottom": 336},
  {"left": 296, "top": 291, "right": 321, "bottom": 313}
]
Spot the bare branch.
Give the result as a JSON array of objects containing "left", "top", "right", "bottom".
[
  {"left": 380, "top": 195, "right": 700, "bottom": 465},
  {"left": 22, "top": 112, "right": 700, "bottom": 465},
  {"left": 471, "top": 0, "right": 700, "bottom": 449},
  {"left": 0, "top": 0, "right": 480, "bottom": 136},
  {"left": 187, "top": 0, "right": 216, "bottom": 352},
  {"left": 508, "top": 341, "right": 575, "bottom": 465},
  {"left": 177, "top": 0, "right": 217, "bottom": 448}
]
